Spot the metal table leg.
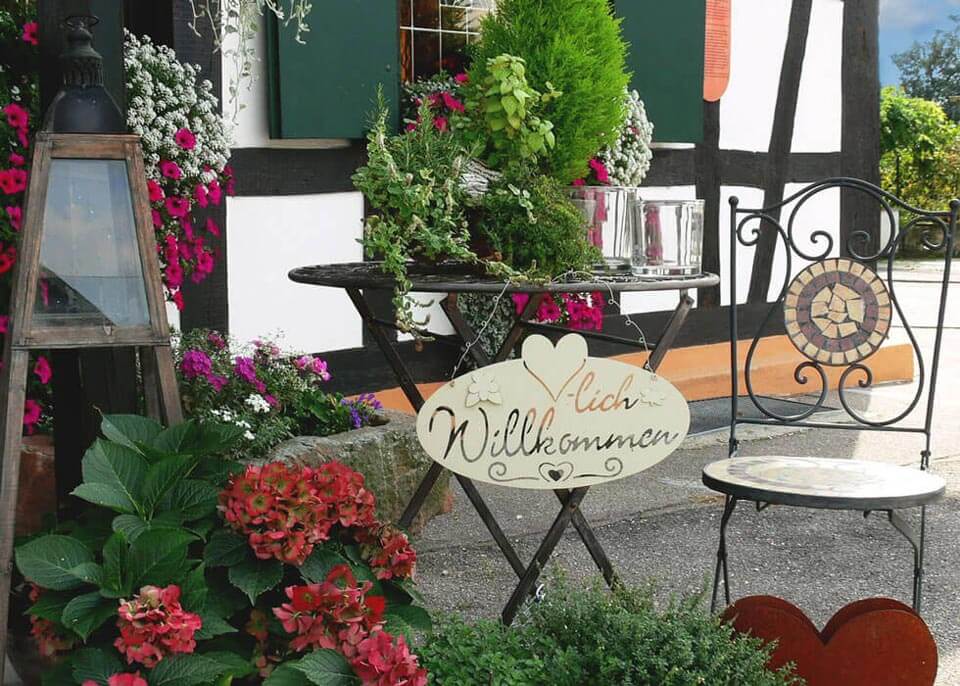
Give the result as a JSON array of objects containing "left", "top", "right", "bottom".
[{"left": 347, "top": 288, "right": 528, "bottom": 577}]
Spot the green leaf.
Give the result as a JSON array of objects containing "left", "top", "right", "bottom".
[
  {"left": 82, "top": 439, "right": 149, "bottom": 514},
  {"left": 263, "top": 664, "right": 310, "bottom": 686},
  {"left": 290, "top": 650, "right": 360, "bottom": 686},
  {"left": 383, "top": 603, "right": 432, "bottom": 640},
  {"left": 195, "top": 612, "right": 236, "bottom": 640},
  {"left": 142, "top": 455, "right": 198, "bottom": 514},
  {"left": 204, "top": 530, "right": 249, "bottom": 567},
  {"left": 68, "top": 562, "right": 104, "bottom": 586},
  {"left": 27, "top": 590, "right": 73, "bottom": 623},
  {"left": 112, "top": 512, "right": 183, "bottom": 543},
  {"left": 300, "top": 548, "right": 350, "bottom": 584},
  {"left": 127, "top": 529, "right": 196, "bottom": 588},
  {"left": 150, "top": 422, "right": 198, "bottom": 454},
  {"left": 180, "top": 564, "right": 207, "bottom": 612},
  {"left": 202, "top": 652, "right": 255, "bottom": 679},
  {"left": 102, "top": 532, "right": 128, "bottom": 595},
  {"left": 72, "top": 483, "right": 139, "bottom": 514},
  {"left": 191, "top": 421, "right": 245, "bottom": 455},
  {"left": 169, "top": 480, "right": 220, "bottom": 521},
  {"left": 61, "top": 592, "right": 116, "bottom": 640},
  {"left": 147, "top": 653, "right": 226, "bottom": 686},
  {"left": 41, "top": 659, "right": 74, "bottom": 686},
  {"left": 71, "top": 647, "right": 123, "bottom": 686},
  {"left": 100, "top": 414, "right": 163, "bottom": 451},
  {"left": 15, "top": 535, "right": 94, "bottom": 590},
  {"left": 228, "top": 557, "right": 282, "bottom": 604}
]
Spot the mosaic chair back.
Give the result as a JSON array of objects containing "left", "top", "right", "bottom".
[{"left": 728, "top": 177, "right": 958, "bottom": 452}]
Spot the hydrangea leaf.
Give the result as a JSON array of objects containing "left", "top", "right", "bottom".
[
  {"left": 61, "top": 591, "right": 116, "bottom": 640},
  {"left": 290, "top": 650, "right": 360, "bottom": 686},
  {"left": 80, "top": 439, "right": 149, "bottom": 514},
  {"left": 142, "top": 455, "right": 199, "bottom": 515},
  {"left": 204, "top": 530, "right": 249, "bottom": 568},
  {"left": 147, "top": 653, "right": 227, "bottom": 686},
  {"left": 228, "top": 557, "right": 282, "bottom": 604},
  {"left": 71, "top": 647, "right": 123, "bottom": 686},
  {"left": 100, "top": 414, "right": 163, "bottom": 452},
  {"left": 127, "top": 529, "right": 196, "bottom": 588},
  {"left": 15, "top": 535, "right": 94, "bottom": 590},
  {"left": 299, "top": 548, "right": 350, "bottom": 584}
]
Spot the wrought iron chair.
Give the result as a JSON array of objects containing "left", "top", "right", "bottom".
[{"left": 703, "top": 178, "right": 957, "bottom": 614}]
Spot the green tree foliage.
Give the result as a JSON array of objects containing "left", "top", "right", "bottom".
[
  {"left": 880, "top": 86, "right": 960, "bottom": 209},
  {"left": 893, "top": 15, "right": 960, "bottom": 122},
  {"left": 471, "top": 0, "right": 630, "bottom": 184}
]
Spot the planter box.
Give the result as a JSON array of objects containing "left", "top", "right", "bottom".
[{"left": 266, "top": 409, "right": 452, "bottom": 533}]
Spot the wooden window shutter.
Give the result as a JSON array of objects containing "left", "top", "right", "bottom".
[
  {"left": 613, "top": 0, "right": 706, "bottom": 144},
  {"left": 266, "top": 0, "right": 399, "bottom": 139}
]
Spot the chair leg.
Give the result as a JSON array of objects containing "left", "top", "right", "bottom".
[
  {"left": 886, "top": 509, "right": 924, "bottom": 613},
  {"left": 711, "top": 496, "right": 738, "bottom": 613}
]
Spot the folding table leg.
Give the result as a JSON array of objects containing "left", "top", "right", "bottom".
[
  {"left": 647, "top": 291, "right": 693, "bottom": 372},
  {"left": 502, "top": 487, "right": 589, "bottom": 625}
]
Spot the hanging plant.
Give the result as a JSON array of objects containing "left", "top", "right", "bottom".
[{"left": 187, "top": 0, "right": 312, "bottom": 120}]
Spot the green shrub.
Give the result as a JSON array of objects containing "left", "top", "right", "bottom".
[
  {"left": 475, "top": 168, "right": 599, "bottom": 277},
  {"left": 421, "top": 579, "right": 803, "bottom": 686},
  {"left": 471, "top": 0, "right": 630, "bottom": 183}
]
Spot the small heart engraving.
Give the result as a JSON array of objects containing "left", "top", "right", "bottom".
[{"left": 538, "top": 462, "right": 573, "bottom": 483}]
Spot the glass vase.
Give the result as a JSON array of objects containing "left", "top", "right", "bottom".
[
  {"left": 632, "top": 199, "right": 705, "bottom": 276},
  {"left": 568, "top": 186, "right": 641, "bottom": 273}
]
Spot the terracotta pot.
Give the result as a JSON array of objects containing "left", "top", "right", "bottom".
[{"left": 16, "top": 435, "right": 56, "bottom": 537}]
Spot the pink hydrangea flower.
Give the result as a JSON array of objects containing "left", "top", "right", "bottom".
[
  {"left": 174, "top": 128, "right": 196, "bottom": 150},
  {"left": 159, "top": 160, "right": 182, "bottom": 181},
  {"left": 115, "top": 585, "right": 202, "bottom": 668}
]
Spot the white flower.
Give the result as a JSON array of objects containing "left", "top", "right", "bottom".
[
  {"left": 245, "top": 394, "right": 272, "bottom": 414},
  {"left": 598, "top": 89, "right": 654, "bottom": 187},
  {"left": 243, "top": 430, "right": 255, "bottom": 441}
]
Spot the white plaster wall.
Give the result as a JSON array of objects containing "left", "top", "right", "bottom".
[
  {"left": 720, "top": 0, "right": 842, "bottom": 154},
  {"left": 226, "top": 193, "right": 364, "bottom": 353},
  {"left": 719, "top": 184, "right": 840, "bottom": 305}
]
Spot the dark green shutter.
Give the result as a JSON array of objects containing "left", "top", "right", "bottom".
[
  {"left": 614, "top": 0, "right": 706, "bottom": 144},
  {"left": 266, "top": 0, "right": 399, "bottom": 139}
]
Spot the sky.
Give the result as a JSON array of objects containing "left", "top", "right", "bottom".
[{"left": 880, "top": 0, "right": 960, "bottom": 85}]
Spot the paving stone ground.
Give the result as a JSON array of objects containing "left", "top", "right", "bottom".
[{"left": 413, "top": 262, "right": 960, "bottom": 685}]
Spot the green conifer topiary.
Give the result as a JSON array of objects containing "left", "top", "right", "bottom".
[{"left": 471, "top": 0, "right": 631, "bottom": 184}]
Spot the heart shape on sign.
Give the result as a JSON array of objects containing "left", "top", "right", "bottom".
[
  {"left": 722, "top": 596, "right": 937, "bottom": 686},
  {"left": 538, "top": 462, "right": 573, "bottom": 483},
  {"left": 522, "top": 334, "right": 588, "bottom": 401}
]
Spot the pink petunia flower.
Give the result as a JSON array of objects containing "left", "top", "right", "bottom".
[
  {"left": 174, "top": 128, "right": 196, "bottom": 150},
  {"left": 147, "top": 179, "right": 164, "bottom": 202},
  {"left": 159, "top": 160, "right": 182, "bottom": 181},
  {"left": 206, "top": 179, "right": 222, "bottom": 206},
  {"left": 0, "top": 316, "right": 9, "bottom": 333},
  {"left": 589, "top": 158, "right": 610, "bottom": 184},
  {"left": 8, "top": 153, "right": 24, "bottom": 167},
  {"left": 454, "top": 72, "right": 469, "bottom": 84},
  {"left": 164, "top": 196, "right": 190, "bottom": 218},
  {"left": 23, "top": 399, "right": 41, "bottom": 433},
  {"left": 151, "top": 209, "right": 163, "bottom": 228},
  {"left": 442, "top": 91, "right": 465, "bottom": 113},
  {"left": 433, "top": 116, "right": 448, "bottom": 132},
  {"left": 172, "top": 291, "right": 185, "bottom": 311},
  {"left": 194, "top": 184, "right": 208, "bottom": 208},
  {"left": 205, "top": 218, "right": 220, "bottom": 237},
  {"left": 21, "top": 22, "right": 38, "bottom": 46},
  {"left": 3, "top": 103, "right": 28, "bottom": 131},
  {"left": 5, "top": 206, "right": 22, "bottom": 231},
  {"left": 33, "top": 356, "right": 52, "bottom": 384}
]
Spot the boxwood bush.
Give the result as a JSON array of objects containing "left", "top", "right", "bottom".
[
  {"left": 471, "top": 0, "right": 630, "bottom": 184},
  {"left": 420, "top": 579, "right": 803, "bottom": 686}
]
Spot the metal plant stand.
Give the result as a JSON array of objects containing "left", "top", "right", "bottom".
[{"left": 290, "top": 262, "right": 719, "bottom": 624}]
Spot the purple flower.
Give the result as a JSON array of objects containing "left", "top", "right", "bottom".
[
  {"left": 209, "top": 374, "right": 228, "bottom": 392},
  {"left": 234, "top": 356, "right": 266, "bottom": 393},
  {"left": 181, "top": 350, "right": 212, "bottom": 380},
  {"left": 294, "top": 355, "right": 331, "bottom": 381},
  {"left": 207, "top": 331, "right": 226, "bottom": 350}
]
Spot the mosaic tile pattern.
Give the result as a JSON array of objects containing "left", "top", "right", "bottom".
[{"left": 783, "top": 259, "right": 891, "bottom": 366}]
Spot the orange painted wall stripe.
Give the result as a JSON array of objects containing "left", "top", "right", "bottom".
[{"left": 369, "top": 335, "right": 914, "bottom": 415}]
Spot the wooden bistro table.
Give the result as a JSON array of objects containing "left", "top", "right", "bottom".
[{"left": 289, "top": 262, "right": 721, "bottom": 624}]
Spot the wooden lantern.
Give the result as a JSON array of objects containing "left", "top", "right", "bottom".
[{"left": 0, "top": 132, "right": 182, "bottom": 679}]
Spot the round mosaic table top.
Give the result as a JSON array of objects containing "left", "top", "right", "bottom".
[
  {"left": 783, "top": 259, "right": 892, "bottom": 366},
  {"left": 702, "top": 456, "right": 945, "bottom": 510}
]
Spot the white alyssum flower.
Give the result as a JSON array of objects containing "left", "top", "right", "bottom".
[
  {"left": 598, "top": 89, "right": 654, "bottom": 188},
  {"left": 245, "top": 394, "right": 271, "bottom": 414}
]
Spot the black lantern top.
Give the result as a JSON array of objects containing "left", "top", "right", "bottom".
[{"left": 42, "top": 15, "right": 124, "bottom": 134}]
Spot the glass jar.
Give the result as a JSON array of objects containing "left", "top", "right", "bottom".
[
  {"left": 568, "top": 186, "right": 641, "bottom": 273},
  {"left": 632, "top": 199, "right": 705, "bottom": 276}
]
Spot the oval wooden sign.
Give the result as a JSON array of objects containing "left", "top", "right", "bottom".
[{"left": 416, "top": 334, "right": 690, "bottom": 489}]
